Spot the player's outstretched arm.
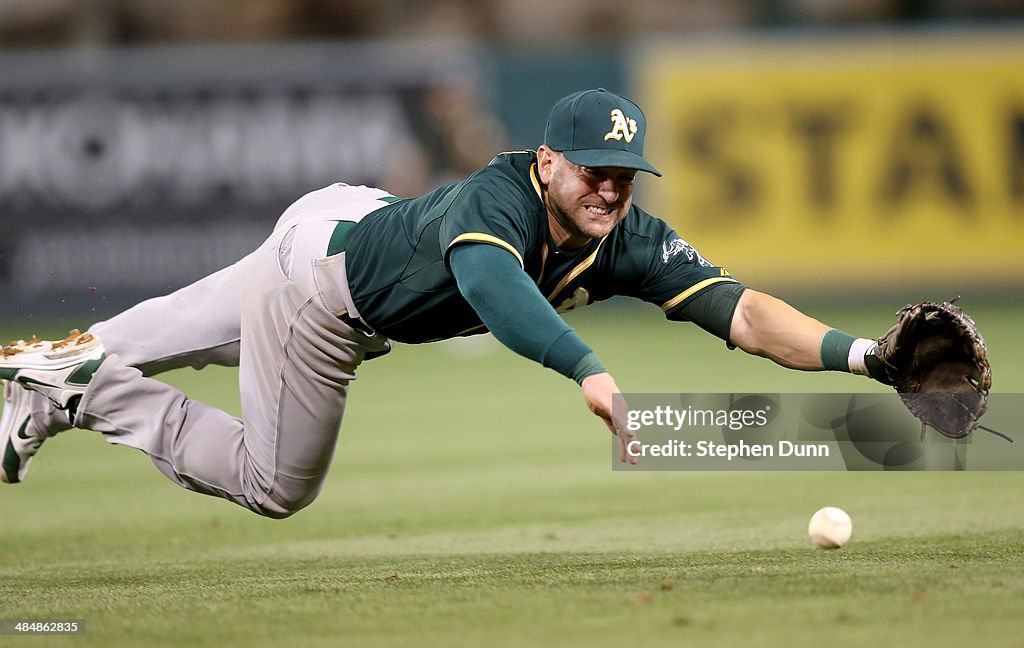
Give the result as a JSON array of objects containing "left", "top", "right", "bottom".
[
  {"left": 450, "top": 244, "right": 638, "bottom": 458},
  {"left": 729, "top": 293, "right": 999, "bottom": 440},
  {"left": 727, "top": 289, "right": 833, "bottom": 370}
]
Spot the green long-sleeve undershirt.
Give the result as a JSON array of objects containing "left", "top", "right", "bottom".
[{"left": 448, "top": 243, "right": 606, "bottom": 384}]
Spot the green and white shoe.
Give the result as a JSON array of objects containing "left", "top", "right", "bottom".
[
  {"left": 0, "top": 330, "right": 105, "bottom": 412},
  {"left": 0, "top": 331, "right": 105, "bottom": 484}
]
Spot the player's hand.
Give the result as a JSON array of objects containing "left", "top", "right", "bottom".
[{"left": 580, "top": 372, "right": 638, "bottom": 465}]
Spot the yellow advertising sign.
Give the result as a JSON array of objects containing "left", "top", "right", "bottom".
[{"left": 636, "top": 34, "right": 1024, "bottom": 292}]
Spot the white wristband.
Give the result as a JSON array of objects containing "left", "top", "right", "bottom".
[{"left": 848, "top": 338, "right": 876, "bottom": 376}]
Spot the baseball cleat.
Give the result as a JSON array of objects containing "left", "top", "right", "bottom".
[
  {"left": 1, "top": 380, "right": 40, "bottom": 484},
  {"left": 0, "top": 330, "right": 106, "bottom": 410}
]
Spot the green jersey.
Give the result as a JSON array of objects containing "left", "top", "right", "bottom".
[{"left": 344, "top": 151, "right": 737, "bottom": 344}]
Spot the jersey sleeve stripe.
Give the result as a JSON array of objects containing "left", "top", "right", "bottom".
[
  {"left": 660, "top": 277, "right": 738, "bottom": 312},
  {"left": 449, "top": 233, "right": 525, "bottom": 267}
]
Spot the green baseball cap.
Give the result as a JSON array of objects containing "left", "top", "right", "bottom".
[{"left": 543, "top": 88, "right": 661, "bottom": 177}]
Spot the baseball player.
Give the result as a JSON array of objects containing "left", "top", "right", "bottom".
[{"left": 0, "top": 89, "right": 891, "bottom": 517}]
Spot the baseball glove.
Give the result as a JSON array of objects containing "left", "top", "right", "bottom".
[{"left": 870, "top": 300, "right": 1004, "bottom": 441}]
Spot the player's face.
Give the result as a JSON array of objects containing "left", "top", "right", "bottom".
[{"left": 538, "top": 147, "right": 635, "bottom": 249}]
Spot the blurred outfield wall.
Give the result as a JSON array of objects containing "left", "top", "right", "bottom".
[
  {"left": 634, "top": 30, "right": 1024, "bottom": 296},
  {"left": 0, "top": 41, "right": 485, "bottom": 314},
  {"left": 1, "top": 30, "right": 1021, "bottom": 316}
]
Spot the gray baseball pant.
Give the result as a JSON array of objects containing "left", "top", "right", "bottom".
[{"left": 30, "top": 184, "right": 392, "bottom": 518}]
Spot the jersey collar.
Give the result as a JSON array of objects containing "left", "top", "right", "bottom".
[{"left": 529, "top": 163, "right": 543, "bottom": 204}]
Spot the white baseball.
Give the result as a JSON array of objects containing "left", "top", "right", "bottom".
[{"left": 808, "top": 506, "right": 853, "bottom": 549}]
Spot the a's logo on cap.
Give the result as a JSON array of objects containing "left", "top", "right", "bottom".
[{"left": 603, "top": 108, "right": 638, "bottom": 143}]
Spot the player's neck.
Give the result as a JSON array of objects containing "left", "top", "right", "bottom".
[{"left": 545, "top": 207, "right": 590, "bottom": 251}]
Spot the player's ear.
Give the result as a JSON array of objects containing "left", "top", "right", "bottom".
[{"left": 536, "top": 145, "right": 557, "bottom": 184}]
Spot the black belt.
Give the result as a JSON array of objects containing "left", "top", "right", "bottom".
[{"left": 339, "top": 313, "right": 376, "bottom": 336}]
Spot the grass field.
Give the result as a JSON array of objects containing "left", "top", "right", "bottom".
[{"left": 1, "top": 299, "right": 1023, "bottom": 647}]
